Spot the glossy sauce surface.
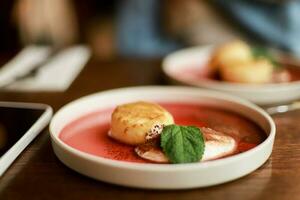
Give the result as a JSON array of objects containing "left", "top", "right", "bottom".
[{"left": 59, "top": 103, "right": 266, "bottom": 163}]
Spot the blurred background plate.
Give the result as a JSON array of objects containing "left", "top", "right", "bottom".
[{"left": 163, "top": 46, "right": 300, "bottom": 105}]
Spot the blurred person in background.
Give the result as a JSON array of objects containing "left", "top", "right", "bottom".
[
  {"left": 95, "top": 0, "right": 300, "bottom": 58},
  {"left": 1, "top": 0, "right": 300, "bottom": 58},
  {"left": 13, "top": 0, "right": 78, "bottom": 48},
  {"left": 165, "top": 0, "right": 300, "bottom": 56},
  {"left": 0, "top": 0, "right": 78, "bottom": 53}
]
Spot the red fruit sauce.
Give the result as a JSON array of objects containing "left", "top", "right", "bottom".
[{"left": 59, "top": 103, "right": 266, "bottom": 163}]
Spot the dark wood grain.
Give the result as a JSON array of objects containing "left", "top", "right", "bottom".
[{"left": 0, "top": 55, "right": 300, "bottom": 200}]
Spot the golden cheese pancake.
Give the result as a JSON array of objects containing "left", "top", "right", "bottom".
[
  {"left": 210, "top": 40, "right": 253, "bottom": 70},
  {"left": 210, "top": 40, "right": 275, "bottom": 83},
  {"left": 110, "top": 101, "right": 174, "bottom": 145},
  {"left": 220, "top": 59, "right": 273, "bottom": 83}
]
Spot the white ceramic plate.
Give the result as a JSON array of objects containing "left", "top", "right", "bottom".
[
  {"left": 163, "top": 46, "right": 300, "bottom": 105},
  {"left": 49, "top": 86, "right": 275, "bottom": 189}
]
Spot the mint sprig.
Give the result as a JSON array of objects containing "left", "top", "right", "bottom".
[
  {"left": 251, "top": 46, "right": 281, "bottom": 68},
  {"left": 160, "top": 125, "right": 205, "bottom": 164}
]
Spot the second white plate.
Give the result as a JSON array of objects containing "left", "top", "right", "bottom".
[{"left": 163, "top": 46, "right": 300, "bottom": 105}]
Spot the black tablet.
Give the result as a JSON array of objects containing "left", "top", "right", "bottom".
[{"left": 0, "top": 102, "right": 52, "bottom": 176}]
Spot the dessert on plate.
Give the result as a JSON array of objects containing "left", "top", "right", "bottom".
[
  {"left": 108, "top": 101, "right": 239, "bottom": 164},
  {"left": 60, "top": 100, "right": 266, "bottom": 164},
  {"left": 209, "top": 40, "right": 291, "bottom": 84}
]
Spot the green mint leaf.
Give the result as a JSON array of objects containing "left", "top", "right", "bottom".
[
  {"left": 160, "top": 125, "right": 205, "bottom": 164},
  {"left": 251, "top": 46, "right": 281, "bottom": 68}
]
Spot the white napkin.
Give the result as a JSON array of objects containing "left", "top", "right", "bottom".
[
  {"left": 0, "top": 46, "right": 51, "bottom": 88},
  {"left": 2, "top": 45, "right": 91, "bottom": 92}
]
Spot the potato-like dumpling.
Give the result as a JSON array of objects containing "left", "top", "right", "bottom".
[
  {"left": 110, "top": 101, "right": 174, "bottom": 145},
  {"left": 210, "top": 40, "right": 253, "bottom": 70},
  {"left": 220, "top": 59, "right": 273, "bottom": 83}
]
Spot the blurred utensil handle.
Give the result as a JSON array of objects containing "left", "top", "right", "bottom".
[{"left": 265, "top": 101, "right": 300, "bottom": 115}]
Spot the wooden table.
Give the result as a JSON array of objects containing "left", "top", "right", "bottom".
[{"left": 0, "top": 55, "right": 300, "bottom": 200}]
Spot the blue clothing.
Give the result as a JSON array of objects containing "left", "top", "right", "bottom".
[
  {"left": 214, "top": 0, "right": 300, "bottom": 56},
  {"left": 116, "top": 0, "right": 300, "bottom": 57},
  {"left": 116, "top": 0, "right": 180, "bottom": 58}
]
